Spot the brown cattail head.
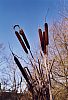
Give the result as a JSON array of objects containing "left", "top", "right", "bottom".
[
  {"left": 15, "top": 31, "right": 28, "bottom": 54},
  {"left": 43, "top": 31, "right": 46, "bottom": 54},
  {"left": 19, "top": 29, "right": 30, "bottom": 50},
  {"left": 38, "top": 28, "right": 46, "bottom": 54},
  {"left": 38, "top": 28, "right": 44, "bottom": 51},
  {"left": 14, "top": 55, "right": 31, "bottom": 86},
  {"left": 44, "top": 23, "right": 49, "bottom": 45},
  {"left": 41, "top": 37, "right": 44, "bottom": 53},
  {"left": 38, "top": 28, "right": 43, "bottom": 44}
]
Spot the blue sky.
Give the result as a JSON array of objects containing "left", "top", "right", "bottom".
[{"left": 0, "top": 0, "right": 68, "bottom": 55}]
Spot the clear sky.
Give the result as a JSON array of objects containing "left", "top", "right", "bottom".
[{"left": 0, "top": 0, "right": 68, "bottom": 55}]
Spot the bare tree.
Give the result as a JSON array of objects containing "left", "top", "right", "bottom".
[{"left": 49, "top": 16, "right": 68, "bottom": 100}]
